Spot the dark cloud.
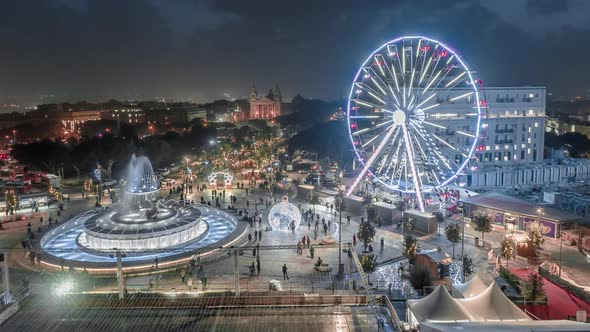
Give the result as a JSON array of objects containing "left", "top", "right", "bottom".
[
  {"left": 526, "top": 0, "right": 569, "bottom": 16},
  {"left": 0, "top": 0, "right": 587, "bottom": 104}
]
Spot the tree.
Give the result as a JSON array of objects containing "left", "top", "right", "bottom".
[
  {"left": 526, "top": 221, "right": 549, "bottom": 249},
  {"left": 5, "top": 190, "right": 19, "bottom": 215},
  {"left": 500, "top": 236, "right": 516, "bottom": 268},
  {"left": 360, "top": 255, "right": 377, "bottom": 285},
  {"left": 366, "top": 206, "right": 378, "bottom": 225},
  {"left": 462, "top": 254, "right": 475, "bottom": 277},
  {"left": 521, "top": 272, "right": 545, "bottom": 302},
  {"left": 83, "top": 178, "right": 93, "bottom": 193},
  {"left": 445, "top": 223, "right": 461, "bottom": 258},
  {"left": 308, "top": 191, "right": 319, "bottom": 213},
  {"left": 404, "top": 217, "right": 415, "bottom": 234},
  {"left": 472, "top": 214, "right": 493, "bottom": 245},
  {"left": 403, "top": 234, "right": 419, "bottom": 264},
  {"left": 362, "top": 195, "right": 373, "bottom": 207},
  {"left": 358, "top": 221, "right": 376, "bottom": 252},
  {"left": 410, "top": 264, "right": 433, "bottom": 293},
  {"left": 434, "top": 211, "right": 445, "bottom": 235},
  {"left": 48, "top": 184, "right": 63, "bottom": 202}
]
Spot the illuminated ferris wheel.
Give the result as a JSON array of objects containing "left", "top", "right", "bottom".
[{"left": 346, "top": 36, "right": 485, "bottom": 211}]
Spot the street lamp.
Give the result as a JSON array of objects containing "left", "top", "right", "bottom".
[
  {"left": 11, "top": 129, "right": 16, "bottom": 144},
  {"left": 337, "top": 172, "right": 344, "bottom": 276},
  {"left": 559, "top": 231, "right": 565, "bottom": 277},
  {"left": 458, "top": 203, "right": 466, "bottom": 283}
]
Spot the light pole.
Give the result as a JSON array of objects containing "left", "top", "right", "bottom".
[
  {"left": 11, "top": 129, "right": 16, "bottom": 144},
  {"left": 459, "top": 203, "right": 466, "bottom": 282},
  {"left": 559, "top": 231, "right": 564, "bottom": 277},
  {"left": 338, "top": 171, "right": 344, "bottom": 276}
]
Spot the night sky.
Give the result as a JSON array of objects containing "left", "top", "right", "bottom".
[{"left": 0, "top": 0, "right": 588, "bottom": 104}]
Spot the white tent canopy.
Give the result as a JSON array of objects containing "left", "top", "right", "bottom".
[
  {"left": 420, "top": 320, "right": 590, "bottom": 332},
  {"left": 408, "top": 282, "right": 531, "bottom": 328},
  {"left": 460, "top": 282, "right": 531, "bottom": 321},
  {"left": 407, "top": 286, "right": 472, "bottom": 325},
  {"left": 452, "top": 275, "right": 489, "bottom": 298}
]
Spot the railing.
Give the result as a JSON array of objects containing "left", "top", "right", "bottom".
[
  {"left": 495, "top": 128, "right": 514, "bottom": 133},
  {"left": 538, "top": 266, "right": 590, "bottom": 303},
  {"left": 382, "top": 295, "right": 405, "bottom": 331}
]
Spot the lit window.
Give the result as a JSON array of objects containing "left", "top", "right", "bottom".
[
  {"left": 504, "top": 145, "right": 509, "bottom": 150},
  {"left": 528, "top": 127, "right": 532, "bottom": 133},
  {"left": 527, "top": 138, "right": 531, "bottom": 144},
  {"left": 486, "top": 146, "right": 491, "bottom": 151},
  {"left": 521, "top": 144, "right": 526, "bottom": 148},
  {"left": 528, "top": 148, "right": 532, "bottom": 154},
  {"left": 529, "top": 93, "right": 534, "bottom": 98},
  {"left": 534, "top": 122, "right": 538, "bottom": 127}
]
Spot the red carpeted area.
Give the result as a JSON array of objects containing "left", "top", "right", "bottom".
[{"left": 510, "top": 268, "right": 590, "bottom": 320}]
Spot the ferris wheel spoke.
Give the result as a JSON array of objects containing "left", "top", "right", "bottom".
[
  {"left": 420, "top": 52, "right": 443, "bottom": 95},
  {"left": 450, "top": 91, "right": 473, "bottom": 102},
  {"left": 420, "top": 120, "right": 446, "bottom": 130},
  {"left": 429, "top": 60, "right": 467, "bottom": 97},
  {"left": 432, "top": 134, "right": 457, "bottom": 151},
  {"left": 352, "top": 98, "right": 388, "bottom": 110},
  {"left": 377, "top": 125, "right": 402, "bottom": 176},
  {"left": 386, "top": 44, "right": 402, "bottom": 93},
  {"left": 349, "top": 115, "right": 383, "bottom": 119},
  {"left": 401, "top": 123, "right": 425, "bottom": 210},
  {"left": 385, "top": 132, "right": 404, "bottom": 184},
  {"left": 346, "top": 124, "right": 399, "bottom": 196},
  {"left": 361, "top": 123, "right": 395, "bottom": 149},
  {"left": 407, "top": 125, "right": 433, "bottom": 190},
  {"left": 352, "top": 119, "right": 394, "bottom": 136},
  {"left": 355, "top": 82, "right": 387, "bottom": 103}
]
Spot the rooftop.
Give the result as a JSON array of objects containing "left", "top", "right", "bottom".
[{"left": 460, "top": 192, "right": 580, "bottom": 222}]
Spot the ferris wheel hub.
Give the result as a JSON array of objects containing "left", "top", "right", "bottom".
[{"left": 393, "top": 110, "right": 407, "bottom": 124}]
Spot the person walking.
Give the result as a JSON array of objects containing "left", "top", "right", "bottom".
[
  {"left": 353, "top": 234, "right": 357, "bottom": 246},
  {"left": 180, "top": 268, "right": 186, "bottom": 283},
  {"left": 187, "top": 277, "right": 193, "bottom": 291},
  {"left": 256, "top": 260, "right": 261, "bottom": 276},
  {"left": 248, "top": 233, "right": 252, "bottom": 242},
  {"left": 282, "top": 264, "right": 289, "bottom": 280},
  {"left": 310, "top": 245, "right": 315, "bottom": 259},
  {"left": 258, "top": 230, "right": 262, "bottom": 241},
  {"left": 380, "top": 237, "right": 384, "bottom": 251}
]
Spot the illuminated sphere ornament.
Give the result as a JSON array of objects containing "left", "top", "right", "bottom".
[{"left": 268, "top": 196, "right": 302, "bottom": 231}]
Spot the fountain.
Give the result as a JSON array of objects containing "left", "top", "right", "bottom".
[{"left": 39, "top": 155, "right": 240, "bottom": 271}]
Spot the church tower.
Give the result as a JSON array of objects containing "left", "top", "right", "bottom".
[
  {"left": 274, "top": 83, "right": 282, "bottom": 103},
  {"left": 250, "top": 83, "right": 258, "bottom": 100}
]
